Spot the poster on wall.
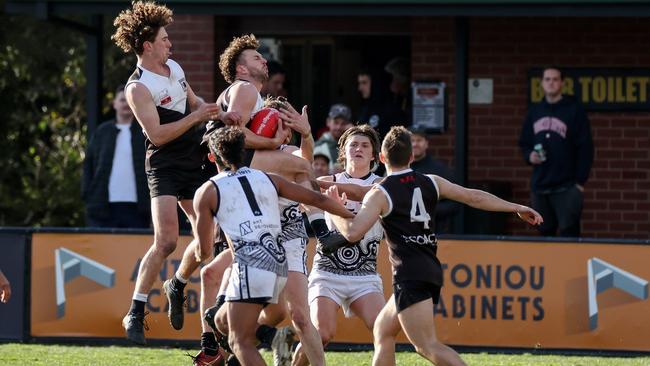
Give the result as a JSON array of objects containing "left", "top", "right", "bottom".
[{"left": 412, "top": 81, "right": 446, "bottom": 133}]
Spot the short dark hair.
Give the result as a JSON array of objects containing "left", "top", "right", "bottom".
[
  {"left": 337, "top": 124, "right": 381, "bottom": 169},
  {"left": 542, "top": 66, "right": 563, "bottom": 80},
  {"left": 267, "top": 61, "right": 285, "bottom": 78},
  {"left": 208, "top": 126, "right": 246, "bottom": 169},
  {"left": 115, "top": 84, "right": 126, "bottom": 95},
  {"left": 382, "top": 126, "right": 412, "bottom": 167},
  {"left": 408, "top": 124, "right": 428, "bottom": 137},
  {"left": 358, "top": 67, "right": 371, "bottom": 78}
]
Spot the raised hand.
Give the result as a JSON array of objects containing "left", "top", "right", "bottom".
[
  {"left": 325, "top": 186, "right": 347, "bottom": 206},
  {"left": 280, "top": 104, "right": 311, "bottom": 138}
]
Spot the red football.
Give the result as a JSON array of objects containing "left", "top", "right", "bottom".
[{"left": 249, "top": 107, "right": 280, "bottom": 138}]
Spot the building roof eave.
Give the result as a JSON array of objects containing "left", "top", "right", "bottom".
[{"left": 6, "top": 0, "right": 650, "bottom": 17}]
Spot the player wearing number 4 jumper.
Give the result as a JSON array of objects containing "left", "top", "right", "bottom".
[
  {"left": 194, "top": 127, "right": 354, "bottom": 366},
  {"left": 293, "top": 124, "right": 385, "bottom": 366},
  {"left": 324, "top": 126, "right": 543, "bottom": 366}
]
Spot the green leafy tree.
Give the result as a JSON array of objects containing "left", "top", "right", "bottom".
[{"left": 0, "top": 11, "right": 134, "bottom": 227}]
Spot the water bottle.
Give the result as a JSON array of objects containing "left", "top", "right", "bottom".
[{"left": 534, "top": 143, "right": 546, "bottom": 162}]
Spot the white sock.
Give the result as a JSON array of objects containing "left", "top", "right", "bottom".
[
  {"left": 175, "top": 272, "right": 189, "bottom": 284},
  {"left": 132, "top": 292, "right": 148, "bottom": 303}
]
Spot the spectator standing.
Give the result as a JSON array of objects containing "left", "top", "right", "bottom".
[
  {"left": 358, "top": 69, "right": 390, "bottom": 137},
  {"left": 519, "top": 66, "right": 594, "bottom": 237},
  {"left": 82, "top": 85, "right": 150, "bottom": 228},
  {"left": 409, "top": 125, "right": 460, "bottom": 233},
  {"left": 384, "top": 57, "right": 411, "bottom": 126},
  {"left": 314, "top": 103, "right": 353, "bottom": 172}
]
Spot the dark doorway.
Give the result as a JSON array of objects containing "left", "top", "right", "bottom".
[{"left": 264, "top": 35, "right": 410, "bottom": 135}]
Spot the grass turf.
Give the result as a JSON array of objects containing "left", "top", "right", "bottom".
[{"left": 1, "top": 344, "right": 649, "bottom": 365}]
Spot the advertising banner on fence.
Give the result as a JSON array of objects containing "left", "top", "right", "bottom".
[
  {"left": 31, "top": 233, "right": 198, "bottom": 340},
  {"left": 30, "top": 233, "right": 650, "bottom": 351}
]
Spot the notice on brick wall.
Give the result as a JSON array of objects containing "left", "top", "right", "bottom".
[
  {"left": 529, "top": 68, "right": 650, "bottom": 111},
  {"left": 412, "top": 81, "right": 446, "bottom": 133},
  {"left": 469, "top": 78, "right": 493, "bottom": 104}
]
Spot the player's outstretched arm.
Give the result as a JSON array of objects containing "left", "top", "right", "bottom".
[
  {"left": 316, "top": 178, "right": 373, "bottom": 202},
  {"left": 269, "top": 174, "right": 354, "bottom": 219},
  {"left": 433, "top": 175, "right": 543, "bottom": 226},
  {"left": 324, "top": 186, "right": 387, "bottom": 243},
  {"left": 193, "top": 181, "right": 219, "bottom": 262},
  {"left": 0, "top": 269, "right": 11, "bottom": 303},
  {"left": 126, "top": 83, "right": 220, "bottom": 146}
]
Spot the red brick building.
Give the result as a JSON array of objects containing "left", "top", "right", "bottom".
[
  {"left": 9, "top": 1, "right": 648, "bottom": 239},
  {"left": 167, "top": 13, "right": 648, "bottom": 239}
]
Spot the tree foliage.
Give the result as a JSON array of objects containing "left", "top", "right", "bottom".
[{"left": 0, "top": 11, "right": 134, "bottom": 227}]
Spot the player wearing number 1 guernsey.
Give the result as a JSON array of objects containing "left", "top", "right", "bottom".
[
  {"left": 194, "top": 127, "right": 353, "bottom": 366},
  {"left": 325, "top": 126, "right": 544, "bottom": 366}
]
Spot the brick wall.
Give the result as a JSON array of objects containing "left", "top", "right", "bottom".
[
  {"left": 413, "top": 17, "right": 650, "bottom": 238},
  {"left": 168, "top": 15, "right": 216, "bottom": 102},
  {"left": 169, "top": 14, "right": 648, "bottom": 239}
]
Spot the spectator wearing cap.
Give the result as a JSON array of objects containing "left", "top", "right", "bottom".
[
  {"left": 315, "top": 103, "right": 353, "bottom": 171},
  {"left": 409, "top": 125, "right": 460, "bottom": 233},
  {"left": 312, "top": 152, "right": 331, "bottom": 178}
]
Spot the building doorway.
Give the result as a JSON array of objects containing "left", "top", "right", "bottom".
[{"left": 258, "top": 34, "right": 410, "bottom": 134}]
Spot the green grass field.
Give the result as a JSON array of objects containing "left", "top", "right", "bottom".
[{"left": 1, "top": 344, "right": 649, "bottom": 365}]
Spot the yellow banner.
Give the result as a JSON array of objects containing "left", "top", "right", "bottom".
[
  {"left": 529, "top": 68, "right": 650, "bottom": 110},
  {"left": 31, "top": 233, "right": 650, "bottom": 351}
]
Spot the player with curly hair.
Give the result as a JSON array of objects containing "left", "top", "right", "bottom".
[
  {"left": 112, "top": 1, "right": 222, "bottom": 352},
  {"left": 195, "top": 34, "right": 354, "bottom": 365}
]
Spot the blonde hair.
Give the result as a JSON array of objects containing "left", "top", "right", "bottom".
[{"left": 263, "top": 96, "right": 289, "bottom": 110}]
